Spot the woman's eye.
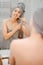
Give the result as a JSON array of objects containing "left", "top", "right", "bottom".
[{"left": 14, "top": 9, "right": 21, "bottom": 14}]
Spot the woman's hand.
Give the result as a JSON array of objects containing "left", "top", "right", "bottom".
[
  {"left": 22, "top": 25, "right": 30, "bottom": 36},
  {"left": 20, "top": 18, "right": 27, "bottom": 24},
  {"left": 2, "top": 20, "right": 22, "bottom": 40},
  {"left": 15, "top": 24, "right": 22, "bottom": 30}
]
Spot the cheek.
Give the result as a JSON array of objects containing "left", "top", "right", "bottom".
[
  {"left": 12, "top": 13, "right": 14, "bottom": 16},
  {"left": 18, "top": 12, "right": 21, "bottom": 17},
  {"left": 12, "top": 11, "right": 15, "bottom": 16},
  {"left": 18, "top": 14, "right": 20, "bottom": 17}
]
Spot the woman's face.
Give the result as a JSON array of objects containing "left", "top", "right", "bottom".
[{"left": 12, "top": 8, "right": 21, "bottom": 19}]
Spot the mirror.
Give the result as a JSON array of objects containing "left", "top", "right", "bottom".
[
  {"left": 0, "top": 0, "right": 43, "bottom": 50},
  {"left": 0, "top": 0, "right": 30, "bottom": 50}
]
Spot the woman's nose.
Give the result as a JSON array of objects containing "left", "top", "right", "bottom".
[{"left": 15, "top": 12, "right": 18, "bottom": 15}]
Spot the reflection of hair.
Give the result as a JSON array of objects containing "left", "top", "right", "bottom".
[
  {"left": 17, "top": 2, "right": 25, "bottom": 17},
  {"left": 10, "top": 2, "right": 25, "bottom": 17},
  {"left": 33, "top": 8, "right": 43, "bottom": 35}
]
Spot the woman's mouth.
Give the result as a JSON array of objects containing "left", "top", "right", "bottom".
[
  {"left": 14, "top": 14, "right": 17, "bottom": 16},
  {"left": 13, "top": 14, "right": 18, "bottom": 18}
]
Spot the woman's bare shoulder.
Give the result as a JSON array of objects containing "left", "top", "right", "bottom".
[{"left": 2, "top": 18, "right": 10, "bottom": 24}]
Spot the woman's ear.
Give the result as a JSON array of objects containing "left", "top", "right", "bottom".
[
  {"left": 29, "top": 18, "right": 36, "bottom": 33},
  {"left": 29, "top": 18, "right": 33, "bottom": 33},
  {"left": 29, "top": 18, "right": 33, "bottom": 28}
]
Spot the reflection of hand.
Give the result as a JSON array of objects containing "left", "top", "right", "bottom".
[
  {"left": 13, "top": 24, "right": 22, "bottom": 31},
  {"left": 17, "top": 24, "right": 22, "bottom": 30},
  {"left": 20, "top": 18, "right": 27, "bottom": 24}
]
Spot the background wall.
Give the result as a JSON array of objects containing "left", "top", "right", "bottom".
[{"left": 0, "top": 0, "right": 43, "bottom": 30}]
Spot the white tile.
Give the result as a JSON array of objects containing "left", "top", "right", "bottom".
[{"left": 2, "top": 59, "right": 9, "bottom": 65}]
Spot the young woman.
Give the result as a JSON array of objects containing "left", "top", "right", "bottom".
[{"left": 2, "top": 2, "right": 30, "bottom": 49}]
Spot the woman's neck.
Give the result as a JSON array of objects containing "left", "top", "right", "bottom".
[{"left": 11, "top": 17, "right": 17, "bottom": 23}]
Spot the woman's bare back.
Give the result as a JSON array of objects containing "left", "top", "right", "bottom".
[{"left": 12, "top": 36, "right": 43, "bottom": 65}]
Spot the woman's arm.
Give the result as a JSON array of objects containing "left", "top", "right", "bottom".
[
  {"left": 20, "top": 18, "right": 27, "bottom": 24},
  {"left": 22, "top": 25, "right": 30, "bottom": 36},
  {"left": 2, "top": 20, "right": 21, "bottom": 40},
  {"left": 20, "top": 18, "right": 30, "bottom": 36}
]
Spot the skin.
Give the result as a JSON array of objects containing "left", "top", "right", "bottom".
[
  {"left": 10, "top": 19, "right": 43, "bottom": 65},
  {"left": 2, "top": 8, "right": 30, "bottom": 40}
]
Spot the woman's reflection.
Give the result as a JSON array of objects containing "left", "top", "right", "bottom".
[{"left": 2, "top": 2, "right": 30, "bottom": 49}]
